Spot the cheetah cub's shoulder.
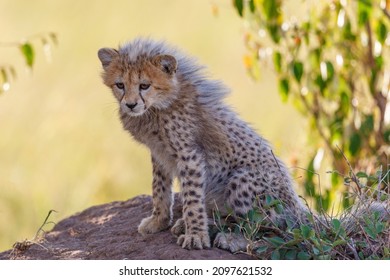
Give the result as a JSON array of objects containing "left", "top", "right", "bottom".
[{"left": 98, "top": 37, "right": 305, "bottom": 251}]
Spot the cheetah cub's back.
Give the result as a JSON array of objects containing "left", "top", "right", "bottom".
[{"left": 98, "top": 37, "right": 306, "bottom": 252}]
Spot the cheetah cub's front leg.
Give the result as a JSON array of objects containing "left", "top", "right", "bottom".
[
  {"left": 176, "top": 151, "right": 210, "bottom": 250},
  {"left": 138, "top": 157, "right": 173, "bottom": 235}
]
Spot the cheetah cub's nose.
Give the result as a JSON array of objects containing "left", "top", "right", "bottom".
[{"left": 126, "top": 102, "right": 138, "bottom": 110}]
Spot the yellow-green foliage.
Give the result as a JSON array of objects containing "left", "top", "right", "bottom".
[{"left": 232, "top": 0, "right": 390, "bottom": 211}]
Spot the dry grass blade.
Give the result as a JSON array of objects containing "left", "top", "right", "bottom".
[{"left": 9, "top": 209, "right": 57, "bottom": 259}]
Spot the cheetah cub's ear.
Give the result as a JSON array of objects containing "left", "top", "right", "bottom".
[
  {"left": 152, "top": 54, "right": 177, "bottom": 75},
  {"left": 98, "top": 48, "right": 118, "bottom": 70}
]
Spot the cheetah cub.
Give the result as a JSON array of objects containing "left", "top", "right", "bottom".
[{"left": 98, "top": 38, "right": 306, "bottom": 251}]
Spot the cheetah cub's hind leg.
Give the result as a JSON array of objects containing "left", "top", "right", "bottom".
[
  {"left": 213, "top": 169, "right": 259, "bottom": 252},
  {"left": 138, "top": 157, "right": 173, "bottom": 235},
  {"left": 214, "top": 232, "right": 249, "bottom": 253}
]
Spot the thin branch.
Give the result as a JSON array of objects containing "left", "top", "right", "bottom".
[
  {"left": 298, "top": 93, "right": 334, "bottom": 155},
  {"left": 381, "top": 6, "right": 390, "bottom": 21},
  {"left": 365, "top": 21, "right": 375, "bottom": 70},
  {"left": 336, "top": 145, "right": 362, "bottom": 195}
]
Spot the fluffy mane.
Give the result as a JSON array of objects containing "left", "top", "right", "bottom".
[{"left": 118, "top": 37, "right": 230, "bottom": 107}]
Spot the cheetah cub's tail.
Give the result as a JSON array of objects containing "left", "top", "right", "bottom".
[
  {"left": 213, "top": 197, "right": 389, "bottom": 254},
  {"left": 339, "top": 199, "right": 389, "bottom": 232}
]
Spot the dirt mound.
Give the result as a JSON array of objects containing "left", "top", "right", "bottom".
[{"left": 0, "top": 194, "right": 252, "bottom": 260}]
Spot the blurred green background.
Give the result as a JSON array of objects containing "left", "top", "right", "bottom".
[{"left": 0, "top": 0, "right": 305, "bottom": 251}]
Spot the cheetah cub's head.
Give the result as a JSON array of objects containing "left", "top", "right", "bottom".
[{"left": 98, "top": 48, "right": 178, "bottom": 117}]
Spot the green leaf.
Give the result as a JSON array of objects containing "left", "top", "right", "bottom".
[
  {"left": 271, "top": 250, "right": 281, "bottom": 260},
  {"left": 356, "top": 171, "right": 368, "bottom": 178},
  {"left": 358, "top": 0, "right": 372, "bottom": 6},
  {"left": 376, "top": 223, "right": 384, "bottom": 234},
  {"left": 234, "top": 0, "right": 244, "bottom": 17},
  {"left": 364, "top": 226, "right": 377, "bottom": 239},
  {"left": 297, "top": 251, "right": 311, "bottom": 260},
  {"left": 343, "top": 19, "right": 356, "bottom": 41},
  {"left": 249, "top": 0, "right": 255, "bottom": 13},
  {"left": 275, "top": 203, "right": 284, "bottom": 214},
  {"left": 266, "top": 198, "right": 281, "bottom": 208},
  {"left": 331, "top": 219, "right": 341, "bottom": 232},
  {"left": 358, "top": 10, "right": 368, "bottom": 26},
  {"left": 310, "top": 48, "right": 321, "bottom": 68},
  {"left": 361, "top": 114, "right": 374, "bottom": 136},
  {"left": 376, "top": 20, "right": 387, "bottom": 43},
  {"left": 285, "top": 249, "right": 297, "bottom": 260},
  {"left": 262, "top": 0, "right": 281, "bottom": 43},
  {"left": 20, "top": 43, "right": 35, "bottom": 68},
  {"left": 322, "top": 245, "right": 332, "bottom": 252},
  {"left": 325, "top": 61, "right": 334, "bottom": 81},
  {"left": 248, "top": 209, "right": 264, "bottom": 223},
  {"left": 349, "top": 132, "right": 362, "bottom": 156},
  {"left": 332, "top": 219, "right": 341, "bottom": 231},
  {"left": 252, "top": 211, "right": 264, "bottom": 223},
  {"left": 0, "top": 68, "right": 9, "bottom": 94},
  {"left": 358, "top": 251, "right": 365, "bottom": 259},
  {"left": 1, "top": 68, "right": 7, "bottom": 83},
  {"left": 292, "top": 228, "right": 302, "bottom": 239},
  {"left": 263, "top": 0, "right": 278, "bottom": 19},
  {"left": 292, "top": 61, "right": 304, "bottom": 83},
  {"left": 278, "top": 78, "right": 289, "bottom": 102},
  {"left": 344, "top": 177, "right": 352, "bottom": 185},
  {"left": 264, "top": 236, "right": 286, "bottom": 247},
  {"left": 300, "top": 224, "right": 314, "bottom": 239},
  {"left": 312, "top": 246, "right": 320, "bottom": 255},
  {"left": 331, "top": 172, "right": 339, "bottom": 187},
  {"left": 330, "top": 117, "right": 343, "bottom": 145},
  {"left": 265, "top": 194, "right": 273, "bottom": 205},
  {"left": 247, "top": 209, "right": 255, "bottom": 220},
  {"left": 310, "top": 238, "right": 321, "bottom": 248},
  {"left": 273, "top": 51, "right": 282, "bottom": 73},
  {"left": 256, "top": 245, "right": 268, "bottom": 254},
  {"left": 285, "top": 239, "right": 302, "bottom": 247},
  {"left": 302, "top": 21, "right": 311, "bottom": 44},
  {"left": 339, "top": 91, "right": 350, "bottom": 115},
  {"left": 315, "top": 74, "right": 326, "bottom": 92},
  {"left": 268, "top": 24, "right": 281, "bottom": 43},
  {"left": 358, "top": 0, "right": 371, "bottom": 26},
  {"left": 367, "top": 175, "right": 377, "bottom": 183},
  {"left": 385, "top": 129, "right": 390, "bottom": 143},
  {"left": 333, "top": 239, "right": 347, "bottom": 246}
]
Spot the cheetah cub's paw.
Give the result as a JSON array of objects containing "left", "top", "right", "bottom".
[
  {"left": 171, "top": 218, "right": 186, "bottom": 236},
  {"left": 138, "top": 215, "right": 170, "bottom": 235},
  {"left": 177, "top": 231, "right": 211, "bottom": 250},
  {"left": 214, "top": 232, "right": 248, "bottom": 253}
]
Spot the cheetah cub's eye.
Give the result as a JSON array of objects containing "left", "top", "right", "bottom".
[
  {"left": 115, "top": 82, "right": 125, "bottom": 90},
  {"left": 139, "top": 83, "right": 151, "bottom": 90}
]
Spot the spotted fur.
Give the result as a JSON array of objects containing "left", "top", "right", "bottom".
[{"left": 98, "top": 37, "right": 307, "bottom": 251}]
